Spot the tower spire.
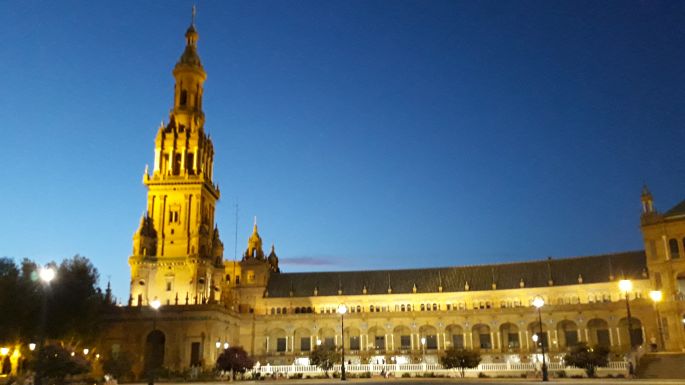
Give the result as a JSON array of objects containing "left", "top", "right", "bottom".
[
  {"left": 191, "top": 4, "right": 197, "bottom": 27},
  {"left": 641, "top": 184, "right": 655, "bottom": 215}
]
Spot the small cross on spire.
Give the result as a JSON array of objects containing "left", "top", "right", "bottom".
[{"left": 191, "top": 5, "right": 197, "bottom": 26}]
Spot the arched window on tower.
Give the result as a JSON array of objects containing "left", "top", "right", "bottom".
[
  {"left": 180, "top": 90, "right": 188, "bottom": 106},
  {"left": 669, "top": 238, "right": 680, "bottom": 259}
]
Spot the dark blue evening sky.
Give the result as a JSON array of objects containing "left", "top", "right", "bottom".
[{"left": 1, "top": 1, "right": 684, "bottom": 301}]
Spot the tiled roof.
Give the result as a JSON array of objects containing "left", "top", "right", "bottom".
[
  {"left": 265, "top": 251, "right": 646, "bottom": 298},
  {"left": 664, "top": 199, "right": 685, "bottom": 218}
]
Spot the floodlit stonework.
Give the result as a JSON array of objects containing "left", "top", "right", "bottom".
[{"left": 102, "top": 21, "right": 685, "bottom": 376}]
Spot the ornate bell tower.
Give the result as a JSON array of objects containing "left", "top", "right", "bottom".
[{"left": 129, "top": 18, "right": 225, "bottom": 307}]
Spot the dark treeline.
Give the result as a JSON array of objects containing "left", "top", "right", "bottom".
[{"left": 0, "top": 255, "right": 110, "bottom": 346}]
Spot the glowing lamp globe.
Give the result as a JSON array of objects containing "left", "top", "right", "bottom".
[
  {"left": 40, "top": 267, "right": 56, "bottom": 283},
  {"left": 532, "top": 296, "right": 545, "bottom": 308},
  {"left": 619, "top": 279, "right": 632, "bottom": 292},
  {"left": 337, "top": 304, "right": 348, "bottom": 315},
  {"left": 150, "top": 299, "right": 161, "bottom": 310},
  {"left": 649, "top": 290, "right": 662, "bottom": 302}
]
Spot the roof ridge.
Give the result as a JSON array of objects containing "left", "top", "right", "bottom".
[{"left": 275, "top": 250, "right": 645, "bottom": 276}]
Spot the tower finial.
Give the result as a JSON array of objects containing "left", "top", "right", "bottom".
[{"left": 192, "top": 4, "right": 197, "bottom": 27}]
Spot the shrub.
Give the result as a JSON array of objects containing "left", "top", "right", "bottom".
[
  {"left": 440, "top": 347, "right": 481, "bottom": 378},
  {"left": 555, "top": 370, "right": 567, "bottom": 378},
  {"left": 401, "top": 372, "right": 411, "bottom": 378},
  {"left": 478, "top": 372, "right": 489, "bottom": 378},
  {"left": 563, "top": 342, "right": 609, "bottom": 378}
]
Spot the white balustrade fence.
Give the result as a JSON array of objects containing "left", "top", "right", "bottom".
[{"left": 254, "top": 361, "right": 628, "bottom": 378}]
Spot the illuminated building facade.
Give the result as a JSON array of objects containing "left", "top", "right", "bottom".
[{"left": 101, "top": 21, "right": 685, "bottom": 375}]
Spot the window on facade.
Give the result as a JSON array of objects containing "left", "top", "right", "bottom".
[
  {"left": 432, "top": 303, "right": 438, "bottom": 311},
  {"left": 180, "top": 90, "right": 188, "bottom": 106},
  {"left": 479, "top": 333, "right": 492, "bottom": 349},
  {"left": 247, "top": 271, "right": 255, "bottom": 283},
  {"left": 186, "top": 153, "right": 194, "bottom": 174},
  {"left": 446, "top": 304, "right": 452, "bottom": 311},
  {"left": 507, "top": 333, "right": 520, "bottom": 348},
  {"left": 670, "top": 238, "right": 680, "bottom": 258},
  {"left": 276, "top": 338, "right": 286, "bottom": 352},
  {"left": 374, "top": 336, "right": 385, "bottom": 350},
  {"left": 169, "top": 210, "right": 179, "bottom": 224},
  {"left": 356, "top": 305, "right": 361, "bottom": 313},
  {"left": 420, "top": 304, "right": 425, "bottom": 311},
  {"left": 300, "top": 337, "right": 311, "bottom": 352},
  {"left": 535, "top": 332, "right": 549, "bottom": 348},
  {"left": 597, "top": 329, "right": 610, "bottom": 347},
  {"left": 452, "top": 334, "right": 464, "bottom": 349},
  {"left": 426, "top": 335, "right": 438, "bottom": 349},
  {"left": 400, "top": 335, "right": 411, "bottom": 349},
  {"left": 350, "top": 336, "right": 360, "bottom": 350},
  {"left": 173, "top": 154, "right": 182, "bottom": 175},
  {"left": 401, "top": 304, "right": 406, "bottom": 312},
  {"left": 324, "top": 338, "right": 334, "bottom": 347},
  {"left": 165, "top": 281, "right": 172, "bottom": 292},
  {"left": 565, "top": 330, "right": 579, "bottom": 347},
  {"left": 190, "top": 342, "right": 201, "bottom": 366},
  {"left": 370, "top": 305, "right": 374, "bottom": 312}
]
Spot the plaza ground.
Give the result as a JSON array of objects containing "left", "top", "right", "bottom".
[{"left": 125, "top": 380, "right": 685, "bottom": 385}]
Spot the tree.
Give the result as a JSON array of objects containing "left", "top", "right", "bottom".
[
  {"left": 0, "top": 256, "right": 109, "bottom": 347},
  {"left": 102, "top": 352, "right": 133, "bottom": 381},
  {"left": 563, "top": 342, "right": 609, "bottom": 377},
  {"left": 30, "top": 344, "right": 90, "bottom": 385},
  {"left": 440, "top": 347, "right": 481, "bottom": 378},
  {"left": 309, "top": 344, "right": 340, "bottom": 377},
  {"left": 216, "top": 346, "right": 254, "bottom": 379}
]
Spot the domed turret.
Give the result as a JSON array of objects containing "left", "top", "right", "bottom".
[
  {"left": 267, "top": 244, "right": 280, "bottom": 273},
  {"left": 243, "top": 217, "right": 265, "bottom": 260}
]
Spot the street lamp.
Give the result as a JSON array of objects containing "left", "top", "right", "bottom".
[
  {"left": 619, "top": 279, "right": 635, "bottom": 349},
  {"left": 38, "top": 264, "right": 56, "bottom": 371},
  {"left": 29, "top": 343, "right": 36, "bottom": 352},
  {"left": 532, "top": 296, "right": 548, "bottom": 382},
  {"left": 149, "top": 298, "right": 162, "bottom": 385},
  {"left": 224, "top": 342, "right": 229, "bottom": 350},
  {"left": 337, "top": 304, "right": 347, "bottom": 381},
  {"left": 39, "top": 267, "right": 56, "bottom": 283},
  {"left": 649, "top": 291, "right": 665, "bottom": 350},
  {"left": 420, "top": 337, "right": 426, "bottom": 362},
  {"left": 215, "top": 340, "right": 221, "bottom": 349}
]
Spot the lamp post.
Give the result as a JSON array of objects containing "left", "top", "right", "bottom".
[
  {"left": 337, "top": 304, "right": 347, "bottom": 381},
  {"left": 619, "top": 280, "right": 635, "bottom": 349},
  {"left": 649, "top": 291, "right": 665, "bottom": 350},
  {"left": 149, "top": 298, "right": 162, "bottom": 385},
  {"left": 420, "top": 337, "right": 426, "bottom": 362},
  {"left": 532, "top": 296, "right": 548, "bottom": 382},
  {"left": 38, "top": 266, "right": 56, "bottom": 345}
]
